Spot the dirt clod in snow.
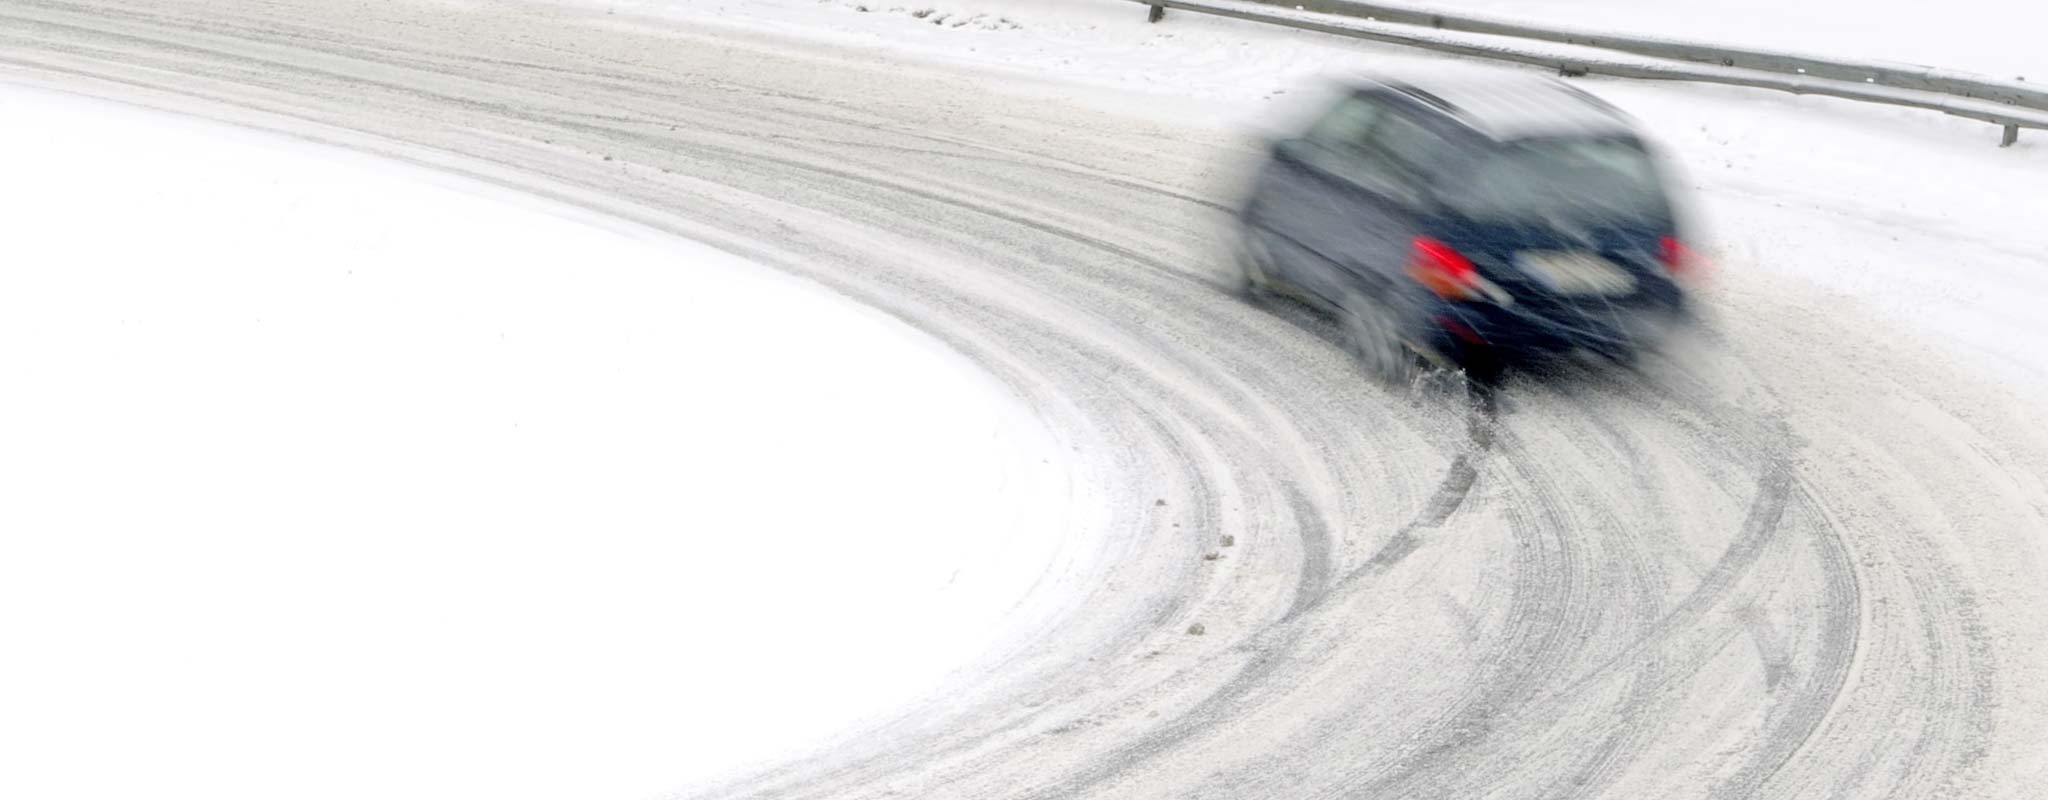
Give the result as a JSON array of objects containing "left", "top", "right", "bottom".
[{"left": 1186, "top": 623, "right": 1205, "bottom": 636}]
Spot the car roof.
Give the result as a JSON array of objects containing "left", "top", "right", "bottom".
[{"left": 1346, "top": 67, "right": 1638, "bottom": 141}]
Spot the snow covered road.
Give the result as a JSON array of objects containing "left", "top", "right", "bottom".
[
  {"left": 0, "top": 78, "right": 1089, "bottom": 798},
  {"left": 3, "top": 1, "right": 2047, "bottom": 797}
]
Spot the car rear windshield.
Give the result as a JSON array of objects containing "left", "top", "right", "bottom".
[{"left": 1435, "top": 137, "right": 1667, "bottom": 223}]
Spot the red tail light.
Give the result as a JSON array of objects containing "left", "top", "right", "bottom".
[
  {"left": 1658, "top": 235, "right": 1697, "bottom": 276},
  {"left": 1407, "top": 237, "right": 1480, "bottom": 299}
]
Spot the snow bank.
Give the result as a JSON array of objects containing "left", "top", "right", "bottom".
[{"left": 0, "top": 84, "right": 1078, "bottom": 799}]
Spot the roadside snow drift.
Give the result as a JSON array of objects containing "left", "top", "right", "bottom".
[{"left": 0, "top": 85, "right": 1078, "bottom": 799}]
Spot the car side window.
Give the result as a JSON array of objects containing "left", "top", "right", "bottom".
[
  {"left": 1294, "top": 92, "right": 1430, "bottom": 209},
  {"left": 1362, "top": 108, "right": 1441, "bottom": 178},
  {"left": 1301, "top": 95, "right": 1380, "bottom": 149}
]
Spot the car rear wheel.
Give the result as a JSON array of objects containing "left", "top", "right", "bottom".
[
  {"left": 1340, "top": 293, "right": 1415, "bottom": 386},
  {"left": 1234, "top": 230, "right": 1278, "bottom": 300}
]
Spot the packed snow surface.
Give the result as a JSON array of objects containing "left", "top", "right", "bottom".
[
  {"left": 0, "top": 84, "right": 1079, "bottom": 800},
  {"left": 5, "top": 0, "right": 2048, "bottom": 797}
]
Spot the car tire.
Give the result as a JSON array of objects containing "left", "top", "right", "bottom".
[
  {"left": 1340, "top": 293, "right": 1415, "bottom": 385},
  {"left": 1457, "top": 340, "right": 1506, "bottom": 385},
  {"left": 1234, "top": 230, "right": 1279, "bottom": 300}
]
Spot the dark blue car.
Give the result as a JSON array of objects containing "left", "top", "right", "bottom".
[{"left": 1237, "top": 70, "right": 1697, "bottom": 382}]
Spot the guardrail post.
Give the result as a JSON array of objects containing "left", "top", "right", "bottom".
[
  {"left": 1148, "top": 3, "right": 1165, "bottom": 22},
  {"left": 2001, "top": 124, "right": 2019, "bottom": 147}
]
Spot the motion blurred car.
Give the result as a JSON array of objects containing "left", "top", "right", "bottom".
[{"left": 1236, "top": 69, "right": 1697, "bottom": 381}]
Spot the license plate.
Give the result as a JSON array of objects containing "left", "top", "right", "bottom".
[{"left": 1513, "top": 251, "right": 1636, "bottom": 296}]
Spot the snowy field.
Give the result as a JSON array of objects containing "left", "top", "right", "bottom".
[
  {"left": 3, "top": 0, "right": 2047, "bottom": 797},
  {"left": 0, "top": 84, "right": 1081, "bottom": 798}
]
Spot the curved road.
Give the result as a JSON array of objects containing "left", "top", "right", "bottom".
[{"left": 5, "top": 1, "right": 2047, "bottom": 797}]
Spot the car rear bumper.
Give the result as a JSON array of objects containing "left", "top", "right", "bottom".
[{"left": 1420, "top": 293, "right": 1687, "bottom": 360}]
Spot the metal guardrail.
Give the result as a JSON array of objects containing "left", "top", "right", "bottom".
[
  {"left": 1253, "top": 0, "right": 2046, "bottom": 110},
  {"left": 1135, "top": 0, "right": 2047, "bottom": 146}
]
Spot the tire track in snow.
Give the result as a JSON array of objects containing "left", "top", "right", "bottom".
[{"left": 5, "top": 2, "right": 2042, "bottom": 797}]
